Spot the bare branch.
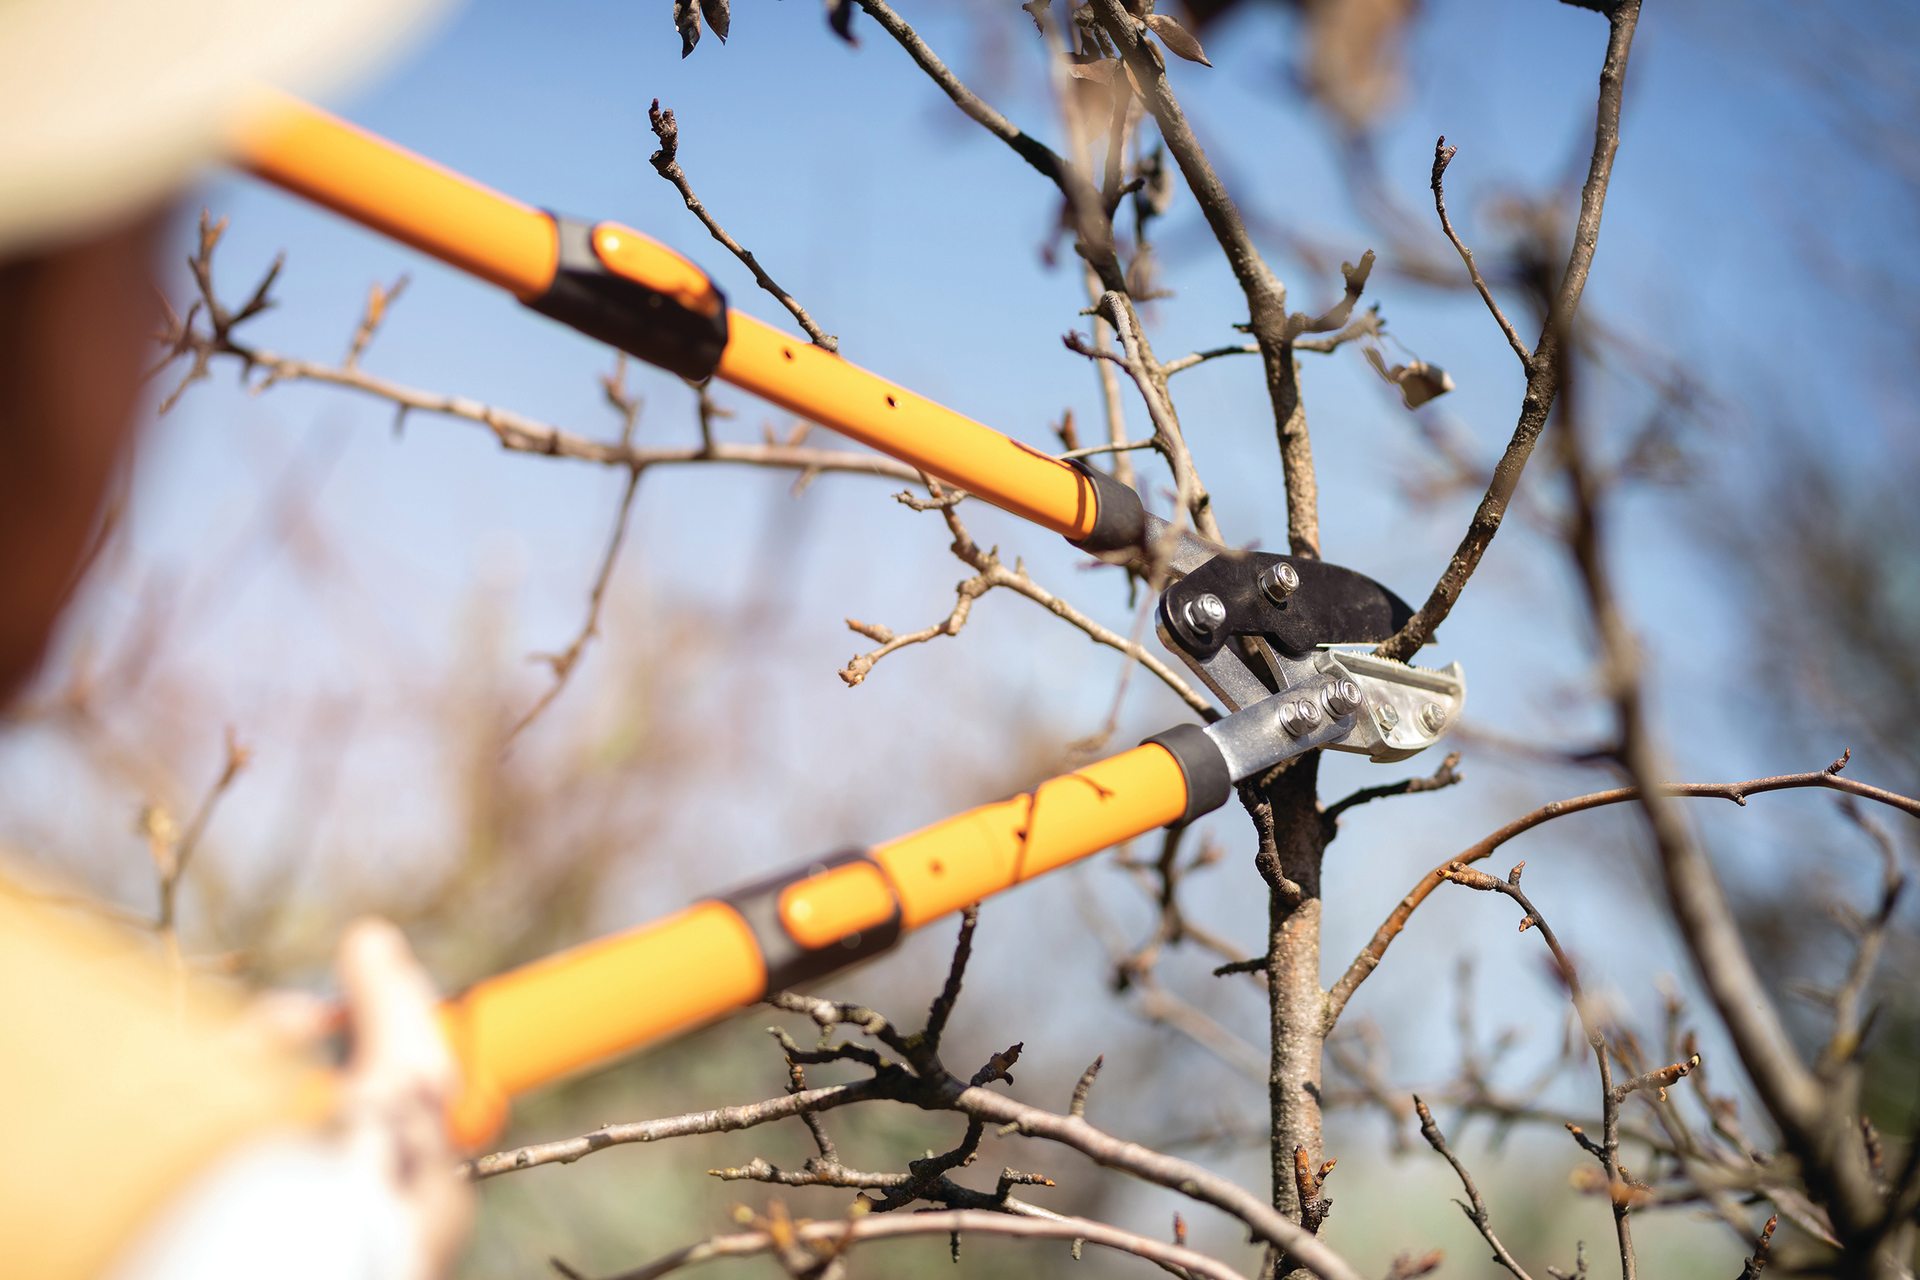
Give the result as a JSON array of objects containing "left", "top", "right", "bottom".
[
  {"left": 844, "top": 485, "right": 1213, "bottom": 715},
  {"left": 188, "top": 338, "right": 920, "bottom": 480},
  {"left": 1429, "top": 138, "right": 1530, "bottom": 367},
  {"left": 1091, "top": 0, "right": 1327, "bottom": 556},
  {"left": 1160, "top": 309, "right": 1383, "bottom": 376},
  {"left": 854, "top": 0, "right": 1131, "bottom": 288},
  {"left": 1056, "top": 438, "right": 1159, "bottom": 462},
  {"left": 507, "top": 360, "right": 647, "bottom": 741},
  {"left": 1437, "top": 862, "right": 1636, "bottom": 1277},
  {"left": 149, "top": 727, "right": 251, "bottom": 954},
  {"left": 462, "top": 1078, "right": 890, "bottom": 1180},
  {"left": 602, "top": 1207, "right": 1256, "bottom": 1280},
  {"left": 1737, "top": 1215, "right": 1777, "bottom": 1280},
  {"left": 978, "top": 1089, "right": 1365, "bottom": 1280},
  {"left": 648, "top": 100, "right": 837, "bottom": 352},
  {"left": 923, "top": 905, "right": 980, "bottom": 1049},
  {"left": 1374, "top": 1, "right": 1642, "bottom": 660},
  {"left": 1413, "top": 1096, "right": 1535, "bottom": 1280},
  {"left": 1816, "top": 798, "right": 1908, "bottom": 1076},
  {"left": 1323, "top": 763, "right": 1920, "bottom": 1033},
  {"left": 1089, "top": 292, "right": 1221, "bottom": 541},
  {"left": 1322, "top": 751, "right": 1462, "bottom": 826}
]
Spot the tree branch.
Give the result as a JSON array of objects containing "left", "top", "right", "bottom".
[
  {"left": 1429, "top": 138, "right": 1530, "bottom": 367},
  {"left": 648, "top": 99, "right": 838, "bottom": 351},
  {"left": 1092, "top": 0, "right": 1331, "bottom": 558},
  {"left": 1322, "top": 764, "right": 1920, "bottom": 1033},
  {"left": 1413, "top": 1095, "right": 1535, "bottom": 1280},
  {"left": 1322, "top": 751, "right": 1462, "bottom": 827},
  {"left": 462, "top": 1078, "right": 891, "bottom": 1180},
  {"left": 599, "top": 1207, "right": 1256, "bottom": 1280},
  {"left": 1374, "top": 0, "right": 1641, "bottom": 660},
  {"left": 844, "top": 482, "right": 1213, "bottom": 715},
  {"left": 506, "top": 359, "right": 648, "bottom": 742},
  {"left": 976, "top": 1089, "right": 1364, "bottom": 1280},
  {"left": 1437, "top": 861, "right": 1636, "bottom": 1278}
]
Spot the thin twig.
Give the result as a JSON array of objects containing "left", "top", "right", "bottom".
[
  {"left": 1322, "top": 762, "right": 1920, "bottom": 1033},
  {"left": 1414, "top": 1095, "right": 1535, "bottom": 1280},
  {"left": 1374, "top": 1, "right": 1642, "bottom": 659},
  {"left": 1816, "top": 798, "right": 1908, "bottom": 1076},
  {"left": 1437, "top": 861, "right": 1635, "bottom": 1278},
  {"left": 648, "top": 101, "right": 837, "bottom": 351},
  {"left": 923, "top": 906, "right": 980, "bottom": 1049},
  {"left": 599, "top": 1208, "right": 1256, "bottom": 1280},
  {"left": 152, "top": 727, "right": 251, "bottom": 947},
  {"left": 506, "top": 360, "right": 648, "bottom": 741},
  {"left": 1056, "top": 438, "right": 1159, "bottom": 462},
  {"left": 1430, "top": 138, "right": 1530, "bottom": 367},
  {"left": 1159, "top": 311, "right": 1382, "bottom": 376},
  {"left": 191, "top": 340, "right": 919, "bottom": 479},
  {"left": 463, "top": 1079, "right": 891, "bottom": 1179},
  {"left": 1090, "top": 0, "right": 1325, "bottom": 555},
  {"left": 1087, "top": 292, "right": 1220, "bottom": 541},
  {"left": 841, "top": 483, "right": 1212, "bottom": 715},
  {"left": 1322, "top": 751, "right": 1462, "bottom": 826},
  {"left": 975, "top": 1088, "right": 1364, "bottom": 1280}
]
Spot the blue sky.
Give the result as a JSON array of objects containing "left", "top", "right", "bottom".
[{"left": 5, "top": 9, "right": 1908, "bottom": 1265}]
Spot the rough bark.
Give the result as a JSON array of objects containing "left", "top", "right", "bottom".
[{"left": 1243, "top": 752, "right": 1330, "bottom": 1279}]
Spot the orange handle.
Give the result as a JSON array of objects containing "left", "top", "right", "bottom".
[
  {"left": 233, "top": 93, "right": 1113, "bottom": 544},
  {"left": 438, "top": 743, "right": 1190, "bottom": 1145},
  {"left": 715, "top": 313, "right": 1097, "bottom": 538}
]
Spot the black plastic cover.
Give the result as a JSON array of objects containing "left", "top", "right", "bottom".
[
  {"left": 1159, "top": 552, "right": 1414, "bottom": 661},
  {"left": 1142, "top": 723, "right": 1232, "bottom": 825},
  {"left": 526, "top": 215, "right": 730, "bottom": 381},
  {"left": 1064, "top": 458, "right": 1147, "bottom": 554},
  {"left": 718, "top": 848, "right": 903, "bottom": 995}
]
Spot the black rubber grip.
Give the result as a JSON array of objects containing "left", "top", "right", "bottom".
[
  {"left": 1142, "top": 724, "right": 1232, "bottom": 826},
  {"left": 1065, "top": 458, "right": 1146, "bottom": 554},
  {"left": 717, "top": 849, "right": 903, "bottom": 994},
  {"left": 526, "top": 215, "right": 730, "bottom": 381}
]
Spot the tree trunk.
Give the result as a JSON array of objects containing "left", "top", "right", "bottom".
[{"left": 1244, "top": 751, "right": 1330, "bottom": 1279}]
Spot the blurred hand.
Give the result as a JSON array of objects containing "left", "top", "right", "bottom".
[{"left": 334, "top": 918, "right": 473, "bottom": 1279}]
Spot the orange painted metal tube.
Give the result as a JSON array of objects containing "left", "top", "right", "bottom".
[
  {"left": 438, "top": 900, "right": 766, "bottom": 1145},
  {"left": 438, "top": 743, "right": 1189, "bottom": 1144},
  {"left": 235, "top": 89, "right": 559, "bottom": 299},
  {"left": 235, "top": 94, "right": 1105, "bottom": 542},
  {"left": 715, "top": 312, "right": 1097, "bottom": 539},
  {"left": 870, "top": 744, "right": 1189, "bottom": 928}
]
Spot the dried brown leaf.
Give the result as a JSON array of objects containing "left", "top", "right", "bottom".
[
  {"left": 1067, "top": 56, "right": 1120, "bottom": 83},
  {"left": 674, "top": 0, "right": 700, "bottom": 57},
  {"left": 1144, "top": 13, "right": 1212, "bottom": 66}
]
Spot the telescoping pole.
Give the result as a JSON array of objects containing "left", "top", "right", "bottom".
[
  {"left": 234, "top": 91, "right": 1146, "bottom": 555},
  {"left": 435, "top": 727, "right": 1227, "bottom": 1145}
]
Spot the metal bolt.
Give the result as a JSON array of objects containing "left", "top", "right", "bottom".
[
  {"left": 1258, "top": 561, "right": 1301, "bottom": 603},
  {"left": 1376, "top": 703, "right": 1401, "bottom": 732},
  {"left": 1321, "top": 678, "right": 1363, "bottom": 719},
  {"left": 1420, "top": 702, "right": 1447, "bottom": 734},
  {"left": 1278, "top": 697, "right": 1323, "bottom": 737},
  {"left": 1183, "top": 592, "right": 1227, "bottom": 637}
]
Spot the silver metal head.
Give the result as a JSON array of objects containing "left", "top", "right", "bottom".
[
  {"left": 1277, "top": 697, "right": 1323, "bottom": 737},
  {"left": 1183, "top": 592, "right": 1228, "bottom": 637},
  {"left": 1420, "top": 701, "right": 1447, "bottom": 734},
  {"left": 1321, "top": 678, "right": 1363, "bottom": 719},
  {"left": 1258, "top": 561, "right": 1301, "bottom": 603}
]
